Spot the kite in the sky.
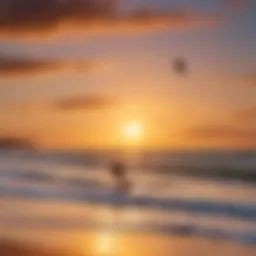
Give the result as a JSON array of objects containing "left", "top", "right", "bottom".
[{"left": 172, "top": 57, "right": 188, "bottom": 76}]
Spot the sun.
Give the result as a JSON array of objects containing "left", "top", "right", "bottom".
[{"left": 124, "top": 121, "right": 144, "bottom": 141}]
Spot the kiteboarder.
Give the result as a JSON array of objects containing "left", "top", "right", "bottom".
[{"left": 109, "top": 160, "right": 131, "bottom": 196}]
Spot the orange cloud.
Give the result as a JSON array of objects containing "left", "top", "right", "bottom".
[
  {"left": 0, "top": 53, "right": 93, "bottom": 76},
  {"left": 244, "top": 75, "right": 256, "bottom": 86},
  {"left": 54, "top": 95, "right": 117, "bottom": 111},
  {"left": 186, "top": 124, "right": 256, "bottom": 145},
  {"left": 236, "top": 108, "right": 256, "bottom": 123},
  {"left": 0, "top": 0, "right": 221, "bottom": 39}
]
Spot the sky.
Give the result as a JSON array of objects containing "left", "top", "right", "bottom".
[{"left": 0, "top": 0, "right": 255, "bottom": 149}]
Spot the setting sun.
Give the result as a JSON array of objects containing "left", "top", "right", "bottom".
[{"left": 124, "top": 122, "right": 144, "bottom": 141}]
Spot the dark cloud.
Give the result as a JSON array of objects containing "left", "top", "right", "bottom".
[
  {"left": 0, "top": 136, "right": 35, "bottom": 150},
  {"left": 236, "top": 108, "right": 256, "bottom": 123},
  {"left": 0, "top": 0, "right": 118, "bottom": 31},
  {"left": 0, "top": 53, "right": 93, "bottom": 76},
  {"left": 0, "top": 0, "right": 221, "bottom": 38},
  {"left": 0, "top": 54, "right": 61, "bottom": 75},
  {"left": 54, "top": 95, "right": 116, "bottom": 111},
  {"left": 187, "top": 125, "right": 256, "bottom": 140}
]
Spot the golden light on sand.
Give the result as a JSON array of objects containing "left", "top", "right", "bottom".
[{"left": 95, "top": 231, "right": 117, "bottom": 255}]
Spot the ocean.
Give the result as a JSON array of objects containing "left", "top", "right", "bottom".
[{"left": 0, "top": 149, "right": 256, "bottom": 247}]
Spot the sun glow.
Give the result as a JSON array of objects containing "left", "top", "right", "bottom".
[{"left": 123, "top": 121, "right": 144, "bottom": 141}]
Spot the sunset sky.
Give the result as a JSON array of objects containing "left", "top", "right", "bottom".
[{"left": 0, "top": 0, "right": 255, "bottom": 149}]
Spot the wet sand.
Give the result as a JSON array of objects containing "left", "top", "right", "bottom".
[
  {"left": 0, "top": 234, "right": 255, "bottom": 256},
  {"left": 0, "top": 198, "right": 255, "bottom": 256}
]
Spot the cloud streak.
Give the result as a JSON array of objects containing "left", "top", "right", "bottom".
[
  {"left": 54, "top": 95, "right": 117, "bottom": 111},
  {"left": 187, "top": 124, "right": 256, "bottom": 142},
  {"left": 244, "top": 75, "right": 256, "bottom": 86},
  {"left": 226, "top": 0, "right": 248, "bottom": 11},
  {"left": 0, "top": 53, "right": 93, "bottom": 76},
  {"left": 236, "top": 108, "right": 256, "bottom": 123},
  {"left": 0, "top": 0, "right": 221, "bottom": 38}
]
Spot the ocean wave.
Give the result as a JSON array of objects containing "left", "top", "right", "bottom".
[
  {"left": 32, "top": 150, "right": 256, "bottom": 183},
  {"left": 0, "top": 181, "right": 255, "bottom": 221}
]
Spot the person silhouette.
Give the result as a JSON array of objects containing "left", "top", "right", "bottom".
[{"left": 110, "top": 161, "right": 131, "bottom": 196}]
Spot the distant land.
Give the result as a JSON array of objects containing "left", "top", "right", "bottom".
[{"left": 0, "top": 137, "right": 36, "bottom": 151}]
